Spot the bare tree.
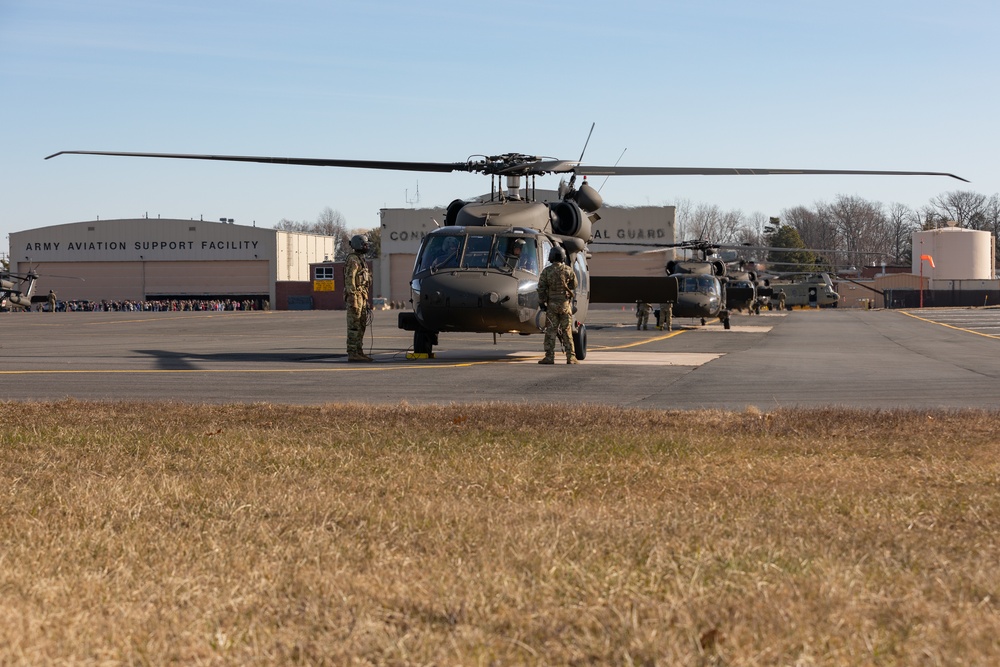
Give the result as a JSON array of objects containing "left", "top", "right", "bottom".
[
  {"left": 819, "top": 195, "right": 890, "bottom": 269},
  {"left": 928, "top": 191, "right": 989, "bottom": 228},
  {"left": 315, "top": 207, "right": 347, "bottom": 237},
  {"left": 685, "top": 203, "right": 744, "bottom": 244},
  {"left": 782, "top": 204, "right": 838, "bottom": 257},
  {"left": 885, "top": 202, "right": 918, "bottom": 264},
  {"left": 730, "top": 211, "right": 771, "bottom": 263},
  {"left": 669, "top": 198, "right": 694, "bottom": 241},
  {"left": 273, "top": 218, "right": 311, "bottom": 232}
]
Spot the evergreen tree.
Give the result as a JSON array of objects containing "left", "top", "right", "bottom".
[{"left": 765, "top": 224, "right": 817, "bottom": 273}]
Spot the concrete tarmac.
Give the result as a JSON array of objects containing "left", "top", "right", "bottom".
[{"left": 1, "top": 307, "right": 999, "bottom": 409}]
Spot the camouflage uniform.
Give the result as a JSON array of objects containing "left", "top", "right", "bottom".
[
  {"left": 344, "top": 251, "right": 372, "bottom": 360},
  {"left": 657, "top": 302, "right": 673, "bottom": 331},
  {"left": 636, "top": 301, "right": 652, "bottom": 330},
  {"left": 536, "top": 262, "right": 577, "bottom": 363},
  {"left": 47, "top": 290, "right": 57, "bottom": 313}
]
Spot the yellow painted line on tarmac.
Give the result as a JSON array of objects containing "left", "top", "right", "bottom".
[
  {"left": 899, "top": 310, "right": 1000, "bottom": 340},
  {"left": 591, "top": 329, "right": 687, "bottom": 351}
]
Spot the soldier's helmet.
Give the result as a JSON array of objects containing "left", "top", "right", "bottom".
[
  {"left": 349, "top": 234, "right": 370, "bottom": 254},
  {"left": 548, "top": 245, "right": 566, "bottom": 264}
]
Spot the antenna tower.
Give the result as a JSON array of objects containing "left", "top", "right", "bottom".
[{"left": 405, "top": 181, "right": 420, "bottom": 206}]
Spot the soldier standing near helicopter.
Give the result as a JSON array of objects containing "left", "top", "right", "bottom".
[
  {"left": 344, "top": 235, "right": 373, "bottom": 362},
  {"left": 536, "top": 246, "right": 578, "bottom": 365},
  {"left": 636, "top": 301, "right": 652, "bottom": 330}
]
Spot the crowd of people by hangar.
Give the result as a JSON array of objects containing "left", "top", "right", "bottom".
[{"left": 21, "top": 298, "right": 268, "bottom": 313}]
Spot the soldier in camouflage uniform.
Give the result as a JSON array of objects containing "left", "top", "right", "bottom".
[
  {"left": 344, "top": 234, "right": 373, "bottom": 362},
  {"left": 657, "top": 301, "right": 673, "bottom": 331},
  {"left": 636, "top": 301, "right": 652, "bottom": 330},
  {"left": 536, "top": 245, "right": 578, "bottom": 365}
]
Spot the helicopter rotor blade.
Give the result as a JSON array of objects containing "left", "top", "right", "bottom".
[
  {"left": 46, "top": 151, "right": 968, "bottom": 182},
  {"left": 572, "top": 165, "right": 969, "bottom": 182},
  {"left": 45, "top": 150, "right": 475, "bottom": 174}
]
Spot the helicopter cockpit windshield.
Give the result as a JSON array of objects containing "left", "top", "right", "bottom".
[
  {"left": 416, "top": 235, "right": 464, "bottom": 273},
  {"left": 678, "top": 275, "right": 721, "bottom": 296},
  {"left": 415, "top": 233, "right": 539, "bottom": 275}
]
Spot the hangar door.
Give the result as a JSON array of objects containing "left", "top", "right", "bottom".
[
  {"left": 389, "top": 254, "right": 416, "bottom": 304},
  {"left": 144, "top": 261, "right": 269, "bottom": 296}
]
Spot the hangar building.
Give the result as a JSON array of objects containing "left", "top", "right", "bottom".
[{"left": 9, "top": 218, "right": 335, "bottom": 307}]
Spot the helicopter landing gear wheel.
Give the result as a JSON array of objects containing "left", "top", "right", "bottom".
[
  {"left": 413, "top": 330, "right": 437, "bottom": 356},
  {"left": 572, "top": 323, "right": 587, "bottom": 360},
  {"left": 700, "top": 318, "right": 707, "bottom": 326}
]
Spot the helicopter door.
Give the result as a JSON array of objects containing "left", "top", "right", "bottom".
[{"left": 808, "top": 286, "right": 817, "bottom": 306}]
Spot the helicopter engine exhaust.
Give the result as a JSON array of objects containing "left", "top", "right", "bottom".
[{"left": 549, "top": 201, "right": 592, "bottom": 241}]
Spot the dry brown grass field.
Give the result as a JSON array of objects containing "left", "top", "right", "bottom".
[{"left": 1, "top": 401, "right": 998, "bottom": 666}]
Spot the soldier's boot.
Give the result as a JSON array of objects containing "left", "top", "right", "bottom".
[
  {"left": 347, "top": 348, "right": 373, "bottom": 362},
  {"left": 643, "top": 325, "right": 648, "bottom": 330},
  {"left": 566, "top": 355, "right": 579, "bottom": 365},
  {"left": 538, "top": 356, "right": 555, "bottom": 365},
  {"left": 636, "top": 324, "right": 641, "bottom": 330}
]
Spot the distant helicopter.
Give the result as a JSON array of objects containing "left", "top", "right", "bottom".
[
  {"left": 1, "top": 269, "right": 42, "bottom": 310},
  {"left": 46, "top": 145, "right": 966, "bottom": 355},
  {"left": 767, "top": 272, "right": 841, "bottom": 309},
  {"left": 726, "top": 261, "right": 771, "bottom": 314},
  {"left": 663, "top": 240, "right": 734, "bottom": 328}
]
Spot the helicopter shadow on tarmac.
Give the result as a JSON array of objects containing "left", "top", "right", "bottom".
[{"left": 133, "top": 349, "right": 339, "bottom": 370}]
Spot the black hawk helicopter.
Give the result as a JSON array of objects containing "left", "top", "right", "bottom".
[
  {"left": 1, "top": 269, "right": 43, "bottom": 310},
  {"left": 45, "top": 147, "right": 966, "bottom": 356}
]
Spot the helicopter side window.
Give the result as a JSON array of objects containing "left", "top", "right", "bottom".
[
  {"left": 699, "top": 275, "right": 720, "bottom": 295},
  {"left": 491, "top": 237, "right": 539, "bottom": 274},
  {"left": 461, "top": 235, "right": 493, "bottom": 269},
  {"left": 539, "top": 240, "right": 553, "bottom": 268},
  {"left": 517, "top": 240, "right": 538, "bottom": 274}
]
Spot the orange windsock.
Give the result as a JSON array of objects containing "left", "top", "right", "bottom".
[{"left": 920, "top": 254, "right": 935, "bottom": 268}]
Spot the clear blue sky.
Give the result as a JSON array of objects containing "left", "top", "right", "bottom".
[{"left": 2, "top": 0, "right": 996, "bottom": 244}]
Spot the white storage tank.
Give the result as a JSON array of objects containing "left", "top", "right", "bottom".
[{"left": 911, "top": 224, "right": 994, "bottom": 280}]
